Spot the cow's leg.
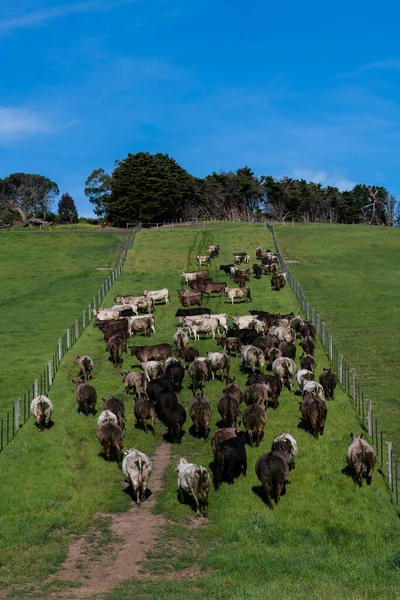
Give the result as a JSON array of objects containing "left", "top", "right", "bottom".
[{"left": 179, "top": 487, "right": 185, "bottom": 503}]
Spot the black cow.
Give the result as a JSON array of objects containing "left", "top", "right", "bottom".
[{"left": 213, "top": 433, "right": 247, "bottom": 490}]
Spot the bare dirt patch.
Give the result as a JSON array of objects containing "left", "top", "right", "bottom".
[{"left": 40, "top": 442, "right": 191, "bottom": 600}]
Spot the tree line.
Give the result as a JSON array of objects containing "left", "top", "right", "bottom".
[
  {"left": 85, "top": 152, "right": 397, "bottom": 226},
  {"left": 0, "top": 154, "right": 396, "bottom": 227}
]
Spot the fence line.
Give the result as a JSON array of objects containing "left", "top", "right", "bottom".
[
  {"left": 266, "top": 222, "right": 398, "bottom": 502},
  {"left": 0, "top": 225, "right": 141, "bottom": 452}
]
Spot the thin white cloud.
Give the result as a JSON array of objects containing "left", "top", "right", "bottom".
[
  {"left": 0, "top": 107, "right": 51, "bottom": 139},
  {"left": 0, "top": 0, "right": 136, "bottom": 33},
  {"left": 292, "top": 169, "right": 356, "bottom": 192},
  {"left": 339, "top": 58, "right": 400, "bottom": 79}
]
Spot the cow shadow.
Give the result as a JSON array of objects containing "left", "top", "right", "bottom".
[
  {"left": 134, "top": 422, "right": 156, "bottom": 435},
  {"left": 177, "top": 489, "right": 198, "bottom": 514},
  {"left": 97, "top": 450, "right": 123, "bottom": 466},
  {"left": 34, "top": 419, "right": 55, "bottom": 431},
  {"left": 163, "top": 430, "right": 186, "bottom": 444},
  {"left": 77, "top": 407, "right": 97, "bottom": 416},
  {"left": 123, "top": 483, "right": 152, "bottom": 503},
  {"left": 188, "top": 424, "right": 208, "bottom": 441},
  {"left": 297, "top": 417, "right": 316, "bottom": 437}
]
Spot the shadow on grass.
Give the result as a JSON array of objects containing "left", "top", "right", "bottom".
[{"left": 123, "top": 483, "right": 153, "bottom": 503}]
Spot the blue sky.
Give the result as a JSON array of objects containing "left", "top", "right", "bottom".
[{"left": 1, "top": 0, "right": 400, "bottom": 217}]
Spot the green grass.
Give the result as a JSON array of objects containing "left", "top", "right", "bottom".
[
  {"left": 0, "top": 230, "right": 129, "bottom": 411},
  {"left": 274, "top": 223, "right": 400, "bottom": 453},
  {"left": 1, "top": 224, "right": 400, "bottom": 600}
]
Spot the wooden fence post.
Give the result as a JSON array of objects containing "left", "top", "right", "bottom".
[
  {"left": 388, "top": 442, "right": 393, "bottom": 488},
  {"left": 367, "top": 399, "right": 372, "bottom": 437},
  {"left": 339, "top": 354, "right": 343, "bottom": 385},
  {"left": 66, "top": 328, "right": 71, "bottom": 350},
  {"left": 14, "top": 398, "right": 20, "bottom": 432},
  {"left": 352, "top": 370, "right": 356, "bottom": 402},
  {"left": 34, "top": 379, "right": 38, "bottom": 397},
  {"left": 58, "top": 338, "right": 62, "bottom": 362},
  {"left": 82, "top": 310, "right": 86, "bottom": 329},
  {"left": 75, "top": 320, "right": 79, "bottom": 340},
  {"left": 48, "top": 360, "right": 53, "bottom": 387}
]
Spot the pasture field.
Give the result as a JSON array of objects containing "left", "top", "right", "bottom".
[
  {"left": 0, "top": 231, "right": 130, "bottom": 412},
  {"left": 1, "top": 224, "right": 400, "bottom": 600},
  {"left": 274, "top": 224, "right": 400, "bottom": 453}
]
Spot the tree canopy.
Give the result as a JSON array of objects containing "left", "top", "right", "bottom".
[{"left": 0, "top": 173, "right": 59, "bottom": 225}]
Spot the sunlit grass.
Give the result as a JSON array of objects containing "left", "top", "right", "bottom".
[{"left": 1, "top": 224, "right": 400, "bottom": 600}]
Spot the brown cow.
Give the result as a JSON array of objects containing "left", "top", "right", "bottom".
[
  {"left": 346, "top": 433, "right": 377, "bottom": 487},
  {"left": 211, "top": 427, "right": 238, "bottom": 454},
  {"left": 97, "top": 421, "right": 124, "bottom": 466},
  {"left": 189, "top": 395, "right": 212, "bottom": 440},
  {"left": 129, "top": 343, "right": 171, "bottom": 363},
  {"left": 217, "top": 393, "right": 239, "bottom": 428},
  {"left": 319, "top": 368, "right": 338, "bottom": 400},
  {"left": 107, "top": 336, "right": 124, "bottom": 367},
  {"left": 71, "top": 379, "right": 97, "bottom": 415},
  {"left": 243, "top": 403, "right": 266, "bottom": 447},
  {"left": 301, "top": 391, "right": 327, "bottom": 438},
  {"left": 134, "top": 393, "right": 156, "bottom": 434},
  {"left": 255, "top": 450, "right": 293, "bottom": 509},
  {"left": 202, "top": 282, "right": 227, "bottom": 297}
]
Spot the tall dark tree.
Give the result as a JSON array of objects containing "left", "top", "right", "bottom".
[
  {"left": 107, "top": 152, "right": 199, "bottom": 225},
  {"left": 0, "top": 173, "right": 59, "bottom": 225},
  {"left": 58, "top": 193, "right": 78, "bottom": 223},
  {"left": 84, "top": 168, "right": 112, "bottom": 218}
]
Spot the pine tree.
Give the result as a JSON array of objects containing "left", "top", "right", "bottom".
[{"left": 58, "top": 193, "right": 78, "bottom": 223}]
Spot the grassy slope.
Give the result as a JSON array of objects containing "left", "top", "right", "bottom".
[
  {"left": 274, "top": 223, "right": 400, "bottom": 453},
  {"left": 1, "top": 224, "right": 399, "bottom": 600},
  {"left": 0, "top": 231, "right": 129, "bottom": 411}
]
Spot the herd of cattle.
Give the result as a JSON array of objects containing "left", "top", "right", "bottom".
[{"left": 30, "top": 242, "right": 377, "bottom": 514}]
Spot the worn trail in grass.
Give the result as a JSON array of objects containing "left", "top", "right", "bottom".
[{"left": 1, "top": 224, "right": 400, "bottom": 600}]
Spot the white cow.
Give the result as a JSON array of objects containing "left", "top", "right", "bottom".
[
  {"left": 143, "top": 288, "right": 170, "bottom": 305},
  {"left": 97, "top": 409, "right": 118, "bottom": 427},
  {"left": 232, "top": 315, "right": 258, "bottom": 329},
  {"left": 30, "top": 395, "right": 53, "bottom": 430},
  {"left": 179, "top": 313, "right": 228, "bottom": 334},
  {"left": 226, "top": 287, "right": 251, "bottom": 304},
  {"left": 296, "top": 369, "right": 314, "bottom": 391},
  {"left": 93, "top": 309, "right": 120, "bottom": 321},
  {"left": 175, "top": 457, "right": 210, "bottom": 517},
  {"left": 126, "top": 314, "right": 156, "bottom": 336},
  {"left": 140, "top": 360, "right": 165, "bottom": 382},
  {"left": 302, "top": 380, "right": 325, "bottom": 401},
  {"left": 122, "top": 448, "right": 153, "bottom": 505},
  {"left": 272, "top": 357, "right": 297, "bottom": 391},
  {"left": 272, "top": 433, "right": 299, "bottom": 469},
  {"left": 188, "top": 317, "right": 220, "bottom": 340},
  {"left": 180, "top": 270, "right": 209, "bottom": 284}
]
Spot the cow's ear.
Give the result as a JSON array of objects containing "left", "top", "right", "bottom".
[
  {"left": 360, "top": 433, "right": 363, "bottom": 439},
  {"left": 350, "top": 432, "right": 353, "bottom": 438}
]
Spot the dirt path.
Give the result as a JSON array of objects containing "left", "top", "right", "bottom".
[{"left": 44, "top": 443, "right": 177, "bottom": 600}]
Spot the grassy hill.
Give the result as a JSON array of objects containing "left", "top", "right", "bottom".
[
  {"left": 0, "top": 230, "right": 130, "bottom": 412},
  {"left": 274, "top": 223, "right": 400, "bottom": 454},
  {"left": 0, "top": 224, "right": 399, "bottom": 600}
]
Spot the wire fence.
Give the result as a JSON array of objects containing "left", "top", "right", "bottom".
[
  {"left": 0, "top": 225, "right": 142, "bottom": 453},
  {"left": 266, "top": 222, "right": 398, "bottom": 502}
]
